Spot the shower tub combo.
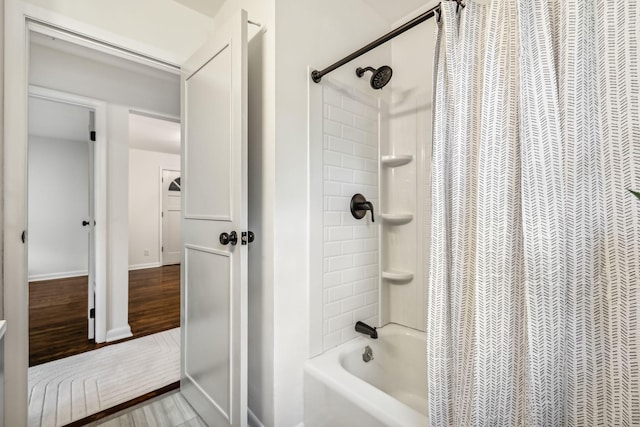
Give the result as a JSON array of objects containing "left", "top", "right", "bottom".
[{"left": 304, "top": 323, "right": 427, "bottom": 427}]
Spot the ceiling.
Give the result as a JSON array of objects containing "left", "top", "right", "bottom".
[
  {"left": 358, "top": 0, "right": 434, "bottom": 26},
  {"left": 129, "top": 113, "right": 181, "bottom": 155},
  {"left": 171, "top": 0, "right": 435, "bottom": 26},
  {"left": 173, "top": 0, "right": 226, "bottom": 18}
]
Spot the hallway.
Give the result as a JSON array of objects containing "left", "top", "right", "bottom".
[{"left": 29, "top": 264, "right": 180, "bottom": 366}]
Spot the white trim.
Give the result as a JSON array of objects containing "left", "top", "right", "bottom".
[
  {"left": 105, "top": 325, "right": 133, "bottom": 342},
  {"left": 307, "top": 67, "right": 324, "bottom": 358},
  {"left": 28, "top": 270, "right": 88, "bottom": 282},
  {"left": 248, "top": 408, "right": 265, "bottom": 427},
  {"left": 28, "top": 85, "right": 109, "bottom": 346},
  {"left": 130, "top": 108, "right": 180, "bottom": 123},
  {"left": 128, "top": 262, "right": 162, "bottom": 271},
  {"left": 27, "top": 21, "right": 180, "bottom": 75}
]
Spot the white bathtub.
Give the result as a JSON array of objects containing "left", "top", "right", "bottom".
[{"left": 304, "top": 323, "right": 428, "bottom": 427}]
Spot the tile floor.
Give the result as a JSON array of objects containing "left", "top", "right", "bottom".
[{"left": 89, "top": 391, "right": 205, "bottom": 427}]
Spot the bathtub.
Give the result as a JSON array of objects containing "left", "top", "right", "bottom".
[{"left": 304, "top": 323, "right": 428, "bottom": 427}]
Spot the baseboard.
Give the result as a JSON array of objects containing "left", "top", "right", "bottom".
[
  {"left": 106, "top": 325, "right": 133, "bottom": 342},
  {"left": 28, "top": 270, "right": 88, "bottom": 282},
  {"left": 248, "top": 408, "right": 265, "bottom": 427},
  {"left": 128, "top": 262, "right": 161, "bottom": 271}
]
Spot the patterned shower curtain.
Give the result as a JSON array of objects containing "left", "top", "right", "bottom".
[{"left": 428, "top": 1, "right": 640, "bottom": 426}]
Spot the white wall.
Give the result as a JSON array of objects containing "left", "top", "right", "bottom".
[
  {"left": 321, "top": 82, "right": 379, "bottom": 351},
  {"left": 128, "top": 148, "right": 180, "bottom": 269},
  {"left": 274, "top": 1, "right": 390, "bottom": 425},
  {"left": 28, "top": 136, "right": 89, "bottom": 280},
  {"left": 30, "top": 42, "right": 180, "bottom": 117},
  {"left": 105, "top": 105, "right": 132, "bottom": 341}
]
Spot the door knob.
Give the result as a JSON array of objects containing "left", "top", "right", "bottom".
[
  {"left": 82, "top": 220, "right": 90, "bottom": 227},
  {"left": 219, "top": 231, "right": 238, "bottom": 246}
]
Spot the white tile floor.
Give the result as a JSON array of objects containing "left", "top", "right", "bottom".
[{"left": 89, "top": 391, "right": 206, "bottom": 427}]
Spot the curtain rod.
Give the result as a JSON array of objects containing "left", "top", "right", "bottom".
[{"left": 310, "top": 1, "right": 460, "bottom": 83}]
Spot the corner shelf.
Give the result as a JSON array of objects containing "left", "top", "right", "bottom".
[
  {"left": 382, "top": 270, "right": 414, "bottom": 283},
  {"left": 381, "top": 154, "right": 413, "bottom": 168},
  {"left": 380, "top": 213, "right": 413, "bottom": 225}
]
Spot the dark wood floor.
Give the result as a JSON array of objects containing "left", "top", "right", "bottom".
[{"left": 29, "top": 264, "right": 180, "bottom": 367}]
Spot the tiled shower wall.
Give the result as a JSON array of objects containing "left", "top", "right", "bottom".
[{"left": 322, "top": 84, "right": 379, "bottom": 351}]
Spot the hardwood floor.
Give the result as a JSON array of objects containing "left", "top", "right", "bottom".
[{"left": 29, "top": 264, "right": 180, "bottom": 367}]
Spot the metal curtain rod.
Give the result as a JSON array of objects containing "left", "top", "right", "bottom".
[{"left": 311, "top": 2, "right": 457, "bottom": 83}]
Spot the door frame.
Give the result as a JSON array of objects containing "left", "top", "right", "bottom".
[
  {"left": 159, "top": 168, "right": 181, "bottom": 267},
  {"left": 3, "top": 1, "right": 183, "bottom": 424},
  {"left": 27, "top": 85, "right": 108, "bottom": 343}
]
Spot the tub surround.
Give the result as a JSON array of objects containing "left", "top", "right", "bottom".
[{"left": 321, "top": 81, "right": 380, "bottom": 351}]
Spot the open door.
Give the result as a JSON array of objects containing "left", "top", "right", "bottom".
[{"left": 180, "top": 9, "right": 248, "bottom": 427}]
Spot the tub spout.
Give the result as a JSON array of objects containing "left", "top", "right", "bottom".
[{"left": 355, "top": 321, "right": 378, "bottom": 339}]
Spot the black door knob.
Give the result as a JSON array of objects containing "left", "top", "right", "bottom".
[
  {"left": 82, "top": 220, "right": 90, "bottom": 227},
  {"left": 219, "top": 231, "right": 238, "bottom": 246}
]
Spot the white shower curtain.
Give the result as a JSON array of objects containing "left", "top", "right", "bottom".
[{"left": 429, "top": 1, "right": 640, "bottom": 426}]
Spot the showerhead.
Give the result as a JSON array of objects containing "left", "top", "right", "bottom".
[{"left": 356, "top": 65, "right": 393, "bottom": 90}]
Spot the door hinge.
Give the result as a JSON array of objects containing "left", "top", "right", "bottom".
[
  {"left": 162, "top": 246, "right": 164, "bottom": 252},
  {"left": 90, "top": 131, "right": 96, "bottom": 142},
  {"left": 89, "top": 308, "right": 95, "bottom": 319},
  {"left": 161, "top": 212, "right": 164, "bottom": 217}
]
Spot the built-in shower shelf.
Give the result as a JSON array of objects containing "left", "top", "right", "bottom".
[
  {"left": 382, "top": 270, "right": 414, "bottom": 283},
  {"left": 380, "top": 213, "right": 413, "bottom": 224},
  {"left": 381, "top": 154, "right": 413, "bottom": 167}
]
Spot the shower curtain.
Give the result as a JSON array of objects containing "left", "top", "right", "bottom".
[{"left": 429, "top": 1, "right": 640, "bottom": 426}]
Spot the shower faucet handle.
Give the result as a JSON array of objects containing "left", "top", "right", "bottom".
[{"left": 350, "top": 194, "right": 375, "bottom": 223}]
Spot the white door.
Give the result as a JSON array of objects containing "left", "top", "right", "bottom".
[
  {"left": 162, "top": 169, "right": 181, "bottom": 265},
  {"left": 180, "top": 9, "right": 248, "bottom": 427}
]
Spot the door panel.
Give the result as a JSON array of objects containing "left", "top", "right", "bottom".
[
  {"left": 184, "top": 45, "right": 232, "bottom": 220},
  {"left": 184, "top": 245, "right": 231, "bottom": 418},
  {"left": 180, "top": 9, "right": 248, "bottom": 427}
]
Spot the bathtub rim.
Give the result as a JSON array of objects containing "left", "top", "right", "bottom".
[{"left": 304, "top": 323, "right": 427, "bottom": 427}]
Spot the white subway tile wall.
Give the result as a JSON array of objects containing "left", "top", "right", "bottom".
[{"left": 322, "top": 85, "right": 379, "bottom": 351}]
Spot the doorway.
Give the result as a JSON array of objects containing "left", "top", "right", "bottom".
[
  {"left": 162, "top": 169, "right": 182, "bottom": 266},
  {"left": 27, "top": 95, "right": 97, "bottom": 365},
  {"left": 25, "top": 24, "right": 183, "bottom": 426}
]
